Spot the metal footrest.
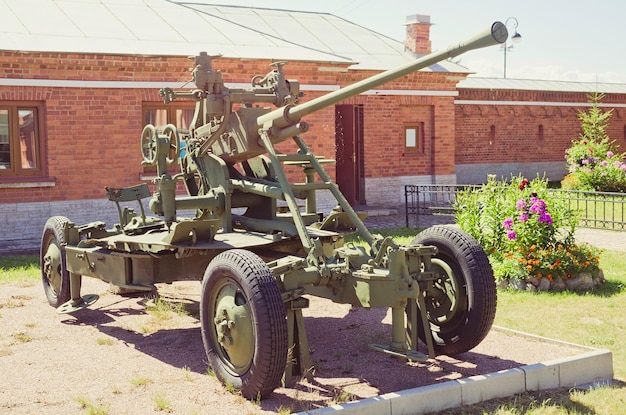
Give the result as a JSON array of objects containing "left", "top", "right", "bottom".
[
  {"left": 369, "top": 343, "right": 429, "bottom": 362},
  {"left": 56, "top": 294, "right": 99, "bottom": 314}
]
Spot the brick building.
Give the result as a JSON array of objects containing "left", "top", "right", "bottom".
[
  {"left": 455, "top": 78, "right": 626, "bottom": 183},
  {"left": 1, "top": 1, "right": 625, "bottom": 251}
]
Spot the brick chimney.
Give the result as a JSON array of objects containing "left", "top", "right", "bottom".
[{"left": 404, "top": 14, "right": 431, "bottom": 55}]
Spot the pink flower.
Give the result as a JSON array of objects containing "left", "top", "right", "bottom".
[
  {"left": 607, "top": 151, "right": 614, "bottom": 158},
  {"left": 529, "top": 199, "right": 546, "bottom": 214},
  {"left": 538, "top": 213, "right": 553, "bottom": 226},
  {"left": 503, "top": 218, "right": 513, "bottom": 230},
  {"left": 507, "top": 231, "right": 517, "bottom": 240}
]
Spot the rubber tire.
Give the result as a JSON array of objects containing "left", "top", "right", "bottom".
[
  {"left": 200, "top": 250, "right": 287, "bottom": 400},
  {"left": 40, "top": 216, "right": 71, "bottom": 307},
  {"left": 408, "top": 225, "right": 496, "bottom": 355}
]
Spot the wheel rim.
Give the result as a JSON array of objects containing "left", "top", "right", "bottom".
[
  {"left": 425, "top": 258, "right": 467, "bottom": 329},
  {"left": 209, "top": 278, "right": 255, "bottom": 374},
  {"left": 42, "top": 238, "right": 63, "bottom": 297},
  {"left": 163, "top": 124, "right": 180, "bottom": 164},
  {"left": 141, "top": 124, "right": 157, "bottom": 164}
]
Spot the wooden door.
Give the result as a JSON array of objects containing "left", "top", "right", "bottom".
[{"left": 335, "top": 104, "right": 363, "bottom": 205}]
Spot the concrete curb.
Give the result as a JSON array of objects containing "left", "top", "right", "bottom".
[{"left": 295, "top": 327, "right": 613, "bottom": 415}]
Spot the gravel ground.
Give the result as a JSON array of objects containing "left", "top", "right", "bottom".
[{"left": 0, "top": 276, "right": 586, "bottom": 415}]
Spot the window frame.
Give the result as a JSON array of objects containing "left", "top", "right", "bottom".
[
  {"left": 142, "top": 103, "right": 196, "bottom": 132},
  {"left": 0, "top": 101, "right": 46, "bottom": 178},
  {"left": 404, "top": 123, "right": 425, "bottom": 153}
]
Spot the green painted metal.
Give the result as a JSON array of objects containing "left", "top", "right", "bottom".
[
  {"left": 211, "top": 279, "right": 255, "bottom": 371},
  {"left": 40, "top": 21, "right": 506, "bottom": 399}
]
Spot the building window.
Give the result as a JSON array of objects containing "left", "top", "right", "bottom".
[
  {"left": 0, "top": 103, "right": 44, "bottom": 178},
  {"left": 538, "top": 124, "right": 544, "bottom": 141},
  {"left": 405, "top": 123, "right": 424, "bottom": 152},
  {"left": 489, "top": 125, "right": 496, "bottom": 145},
  {"left": 143, "top": 104, "right": 195, "bottom": 134}
]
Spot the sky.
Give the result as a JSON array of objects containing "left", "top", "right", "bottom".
[{"left": 210, "top": 0, "right": 626, "bottom": 83}]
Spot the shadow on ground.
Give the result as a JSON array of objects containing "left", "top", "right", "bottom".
[{"left": 58, "top": 283, "right": 548, "bottom": 413}]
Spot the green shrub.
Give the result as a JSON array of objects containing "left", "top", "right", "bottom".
[
  {"left": 563, "top": 92, "right": 626, "bottom": 192},
  {"left": 455, "top": 175, "right": 601, "bottom": 284}
]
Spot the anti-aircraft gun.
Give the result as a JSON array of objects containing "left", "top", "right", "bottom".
[{"left": 40, "top": 22, "right": 507, "bottom": 399}]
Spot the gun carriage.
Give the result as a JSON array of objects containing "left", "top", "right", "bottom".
[{"left": 40, "top": 22, "right": 507, "bottom": 399}]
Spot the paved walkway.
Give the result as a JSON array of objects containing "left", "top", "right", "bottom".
[{"left": 572, "top": 227, "right": 626, "bottom": 252}]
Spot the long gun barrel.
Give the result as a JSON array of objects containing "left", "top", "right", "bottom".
[
  {"left": 257, "top": 21, "right": 507, "bottom": 130},
  {"left": 158, "top": 22, "right": 507, "bottom": 164},
  {"left": 64, "top": 21, "right": 511, "bottom": 403}
]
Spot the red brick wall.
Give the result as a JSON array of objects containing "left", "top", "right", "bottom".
[
  {"left": 6, "top": 50, "right": 625, "bottom": 207},
  {"left": 0, "top": 52, "right": 191, "bottom": 82},
  {"left": 336, "top": 72, "right": 459, "bottom": 179},
  {"left": 1, "top": 51, "right": 462, "bottom": 204},
  {"left": 456, "top": 88, "right": 626, "bottom": 169}
]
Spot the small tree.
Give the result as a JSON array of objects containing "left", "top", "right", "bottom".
[{"left": 563, "top": 92, "right": 626, "bottom": 192}]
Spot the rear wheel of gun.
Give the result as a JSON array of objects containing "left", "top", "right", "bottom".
[
  {"left": 200, "top": 249, "right": 288, "bottom": 399},
  {"left": 40, "top": 216, "right": 71, "bottom": 307},
  {"left": 407, "top": 225, "right": 496, "bottom": 355}
]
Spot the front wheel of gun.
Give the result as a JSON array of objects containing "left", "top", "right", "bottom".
[{"left": 200, "top": 249, "right": 287, "bottom": 400}]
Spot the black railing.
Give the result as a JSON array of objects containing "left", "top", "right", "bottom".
[
  {"left": 404, "top": 184, "right": 479, "bottom": 227},
  {"left": 405, "top": 185, "right": 626, "bottom": 230},
  {"left": 549, "top": 189, "right": 626, "bottom": 230}
]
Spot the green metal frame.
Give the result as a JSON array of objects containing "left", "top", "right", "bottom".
[{"left": 47, "top": 21, "right": 507, "bottom": 389}]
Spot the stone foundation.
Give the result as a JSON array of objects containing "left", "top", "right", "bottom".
[{"left": 499, "top": 269, "right": 605, "bottom": 292}]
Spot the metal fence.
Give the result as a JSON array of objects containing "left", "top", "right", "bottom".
[
  {"left": 404, "top": 184, "right": 478, "bottom": 227},
  {"left": 549, "top": 189, "right": 626, "bottom": 230},
  {"left": 405, "top": 185, "right": 626, "bottom": 230}
]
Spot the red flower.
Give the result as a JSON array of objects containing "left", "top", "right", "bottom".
[
  {"left": 589, "top": 148, "right": 593, "bottom": 153},
  {"left": 519, "top": 179, "right": 530, "bottom": 190}
]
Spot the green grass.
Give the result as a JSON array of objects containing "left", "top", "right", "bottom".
[
  {"left": 345, "top": 227, "right": 419, "bottom": 246},
  {"left": 495, "top": 250, "right": 625, "bottom": 377},
  {"left": 130, "top": 375, "right": 153, "bottom": 387},
  {"left": 0, "top": 255, "right": 38, "bottom": 283},
  {"left": 144, "top": 296, "right": 188, "bottom": 320},
  {"left": 153, "top": 391, "right": 173, "bottom": 413},
  {"left": 181, "top": 365, "right": 193, "bottom": 381},
  {"left": 12, "top": 332, "right": 33, "bottom": 343},
  {"left": 96, "top": 337, "right": 115, "bottom": 346},
  {"left": 75, "top": 397, "right": 110, "bottom": 415},
  {"left": 571, "top": 200, "right": 626, "bottom": 228}
]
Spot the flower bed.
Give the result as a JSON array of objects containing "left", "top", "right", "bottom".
[{"left": 455, "top": 175, "right": 603, "bottom": 292}]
